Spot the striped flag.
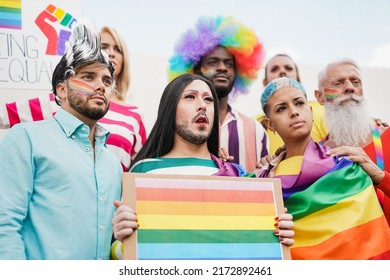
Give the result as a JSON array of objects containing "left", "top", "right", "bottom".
[
  {"left": 279, "top": 144, "right": 390, "bottom": 259},
  {"left": 123, "top": 174, "right": 289, "bottom": 260},
  {"left": 0, "top": 0, "right": 22, "bottom": 29}
]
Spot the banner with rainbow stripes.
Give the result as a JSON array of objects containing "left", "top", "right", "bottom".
[
  {"left": 0, "top": 0, "right": 22, "bottom": 29},
  {"left": 285, "top": 158, "right": 390, "bottom": 259},
  {"left": 122, "top": 173, "right": 290, "bottom": 260},
  {"left": 0, "top": 1, "right": 82, "bottom": 90}
]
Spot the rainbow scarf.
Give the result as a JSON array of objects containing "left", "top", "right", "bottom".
[
  {"left": 134, "top": 176, "right": 283, "bottom": 260},
  {"left": 271, "top": 140, "right": 390, "bottom": 259},
  {"left": 372, "top": 125, "right": 384, "bottom": 170}
]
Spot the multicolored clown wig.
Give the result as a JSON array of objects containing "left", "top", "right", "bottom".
[
  {"left": 52, "top": 23, "right": 115, "bottom": 105},
  {"left": 168, "top": 16, "right": 265, "bottom": 95}
]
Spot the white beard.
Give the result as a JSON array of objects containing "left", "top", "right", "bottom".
[{"left": 325, "top": 94, "right": 372, "bottom": 147}]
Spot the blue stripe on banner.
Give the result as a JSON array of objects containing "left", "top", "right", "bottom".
[
  {"left": 0, "top": 18, "right": 21, "bottom": 27},
  {"left": 0, "top": 12, "right": 21, "bottom": 20},
  {"left": 138, "top": 243, "right": 282, "bottom": 260}
]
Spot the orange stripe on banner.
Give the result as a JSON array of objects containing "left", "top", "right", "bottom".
[
  {"left": 136, "top": 187, "right": 274, "bottom": 203},
  {"left": 291, "top": 216, "right": 390, "bottom": 260},
  {"left": 137, "top": 201, "right": 276, "bottom": 216}
]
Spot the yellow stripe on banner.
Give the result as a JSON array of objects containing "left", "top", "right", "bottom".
[
  {"left": 137, "top": 201, "right": 276, "bottom": 216},
  {"left": 293, "top": 185, "right": 384, "bottom": 247},
  {"left": 1, "top": 1, "right": 21, "bottom": 8},
  {"left": 138, "top": 214, "right": 275, "bottom": 230}
]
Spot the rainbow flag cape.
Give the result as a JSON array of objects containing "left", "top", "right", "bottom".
[
  {"left": 277, "top": 141, "right": 390, "bottom": 259},
  {"left": 123, "top": 174, "right": 289, "bottom": 260}
]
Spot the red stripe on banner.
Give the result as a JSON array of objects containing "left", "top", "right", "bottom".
[
  {"left": 136, "top": 187, "right": 275, "bottom": 203},
  {"left": 29, "top": 98, "right": 44, "bottom": 121},
  {"left": 6, "top": 103, "right": 21, "bottom": 127}
]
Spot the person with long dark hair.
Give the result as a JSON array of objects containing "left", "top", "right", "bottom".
[{"left": 110, "top": 74, "right": 295, "bottom": 259}]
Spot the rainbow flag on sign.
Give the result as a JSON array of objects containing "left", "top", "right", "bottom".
[
  {"left": 0, "top": 0, "right": 22, "bottom": 29},
  {"left": 274, "top": 140, "right": 390, "bottom": 259},
  {"left": 132, "top": 176, "right": 285, "bottom": 260}
]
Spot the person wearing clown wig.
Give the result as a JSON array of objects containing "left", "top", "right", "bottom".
[{"left": 168, "top": 16, "right": 268, "bottom": 172}]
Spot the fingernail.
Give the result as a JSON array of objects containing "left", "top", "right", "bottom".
[
  {"left": 274, "top": 222, "right": 279, "bottom": 227},
  {"left": 275, "top": 216, "right": 279, "bottom": 221},
  {"left": 274, "top": 230, "right": 279, "bottom": 235},
  {"left": 279, "top": 237, "right": 284, "bottom": 242},
  {"left": 137, "top": 223, "right": 140, "bottom": 228}
]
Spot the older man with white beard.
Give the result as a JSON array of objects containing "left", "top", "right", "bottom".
[{"left": 315, "top": 58, "right": 390, "bottom": 226}]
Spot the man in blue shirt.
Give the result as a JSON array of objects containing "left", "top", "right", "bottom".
[{"left": 0, "top": 24, "right": 122, "bottom": 260}]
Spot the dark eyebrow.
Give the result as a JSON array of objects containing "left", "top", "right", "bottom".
[
  {"left": 183, "top": 89, "right": 198, "bottom": 93},
  {"left": 78, "top": 71, "right": 96, "bottom": 75},
  {"left": 207, "top": 56, "right": 234, "bottom": 61}
]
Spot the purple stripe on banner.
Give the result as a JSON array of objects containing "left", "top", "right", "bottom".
[
  {"left": 0, "top": 24, "right": 21, "bottom": 29},
  {"left": 0, "top": 18, "right": 21, "bottom": 28}
]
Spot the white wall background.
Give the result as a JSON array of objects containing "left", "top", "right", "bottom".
[
  {"left": 1, "top": 54, "right": 390, "bottom": 139},
  {"left": 2, "top": 0, "right": 390, "bottom": 138}
]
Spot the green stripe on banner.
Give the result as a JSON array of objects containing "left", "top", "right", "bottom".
[
  {"left": 286, "top": 162, "right": 373, "bottom": 220},
  {"left": 138, "top": 229, "right": 279, "bottom": 243},
  {"left": 0, "top": 7, "right": 21, "bottom": 14}
]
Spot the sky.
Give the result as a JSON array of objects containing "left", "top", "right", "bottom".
[{"left": 81, "top": 0, "right": 390, "bottom": 68}]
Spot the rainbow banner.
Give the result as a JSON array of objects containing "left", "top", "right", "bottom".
[
  {"left": 284, "top": 157, "right": 390, "bottom": 259},
  {"left": 0, "top": 0, "right": 22, "bottom": 29},
  {"left": 122, "top": 174, "right": 290, "bottom": 260}
]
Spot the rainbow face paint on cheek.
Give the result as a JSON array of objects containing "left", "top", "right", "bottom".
[
  {"left": 201, "top": 67, "right": 216, "bottom": 77},
  {"left": 68, "top": 78, "right": 95, "bottom": 96},
  {"left": 324, "top": 88, "right": 339, "bottom": 101}
]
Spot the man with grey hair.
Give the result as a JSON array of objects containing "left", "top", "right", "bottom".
[
  {"left": 0, "top": 23, "right": 122, "bottom": 259},
  {"left": 315, "top": 58, "right": 390, "bottom": 225}
]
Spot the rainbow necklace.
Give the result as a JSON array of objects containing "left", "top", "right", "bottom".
[{"left": 372, "top": 125, "right": 384, "bottom": 170}]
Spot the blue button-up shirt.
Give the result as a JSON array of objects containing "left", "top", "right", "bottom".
[{"left": 0, "top": 108, "right": 122, "bottom": 259}]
